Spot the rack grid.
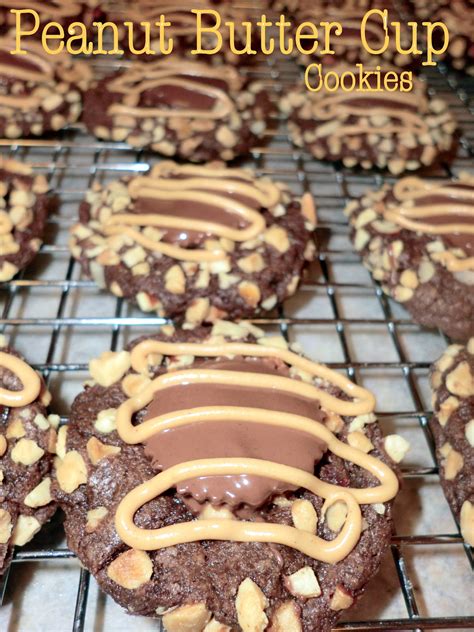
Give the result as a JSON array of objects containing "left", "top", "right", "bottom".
[{"left": 0, "top": 6, "right": 473, "bottom": 632}]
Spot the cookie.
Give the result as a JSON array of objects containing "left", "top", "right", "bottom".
[
  {"left": 280, "top": 68, "right": 456, "bottom": 173},
  {"left": 429, "top": 340, "right": 474, "bottom": 547},
  {"left": 82, "top": 58, "right": 273, "bottom": 161},
  {"left": 0, "top": 157, "right": 54, "bottom": 282},
  {"left": 0, "top": 36, "right": 91, "bottom": 139},
  {"left": 0, "top": 337, "right": 58, "bottom": 575},
  {"left": 345, "top": 173, "right": 474, "bottom": 341},
  {"left": 53, "top": 321, "right": 405, "bottom": 630},
  {"left": 69, "top": 161, "right": 316, "bottom": 326},
  {"left": 0, "top": 0, "right": 105, "bottom": 35},
  {"left": 433, "top": 1, "right": 474, "bottom": 74},
  {"left": 113, "top": 1, "right": 258, "bottom": 65}
]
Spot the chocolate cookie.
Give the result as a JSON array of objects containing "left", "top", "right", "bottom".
[
  {"left": 0, "top": 338, "right": 57, "bottom": 575},
  {"left": 0, "top": 0, "right": 105, "bottom": 35},
  {"left": 280, "top": 68, "right": 456, "bottom": 173},
  {"left": 0, "top": 157, "right": 54, "bottom": 282},
  {"left": 52, "top": 321, "right": 406, "bottom": 630},
  {"left": 69, "top": 161, "right": 316, "bottom": 326},
  {"left": 0, "top": 36, "right": 91, "bottom": 139},
  {"left": 345, "top": 173, "right": 474, "bottom": 341},
  {"left": 82, "top": 58, "right": 273, "bottom": 161},
  {"left": 433, "top": 1, "right": 474, "bottom": 74},
  {"left": 113, "top": 1, "right": 258, "bottom": 65},
  {"left": 429, "top": 340, "right": 474, "bottom": 547}
]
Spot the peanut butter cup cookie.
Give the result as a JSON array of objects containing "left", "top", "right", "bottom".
[
  {"left": 281, "top": 69, "right": 456, "bottom": 173},
  {"left": 0, "top": 157, "right": 54, "bottom": 282},
  {"left": 0, "top": 338, "right": 57, "bottom": 575},
  {"left": 53, "top": 322, "right": 405, "bottom": 630},
  {"left": 345, "top": 174, "right": 474, "bottom": 341},
  {"left": 429, "top": 340, "right": 474, "bottom": 547},
  {"left": 82, "top": 59, "right": 272, "bottom": 161},
  {"left": 0, "top": 37, "right": 91, "bottom": 139},
  {"left": 69, "top": 161, "right": 316, "bottom": 326}
]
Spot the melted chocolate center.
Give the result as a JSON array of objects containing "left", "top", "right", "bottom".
[
  {"left": 131, "top": 175, "right": 256, "bottom": 246},
  {"left": 143, "top": 357, "right": 327, "bottom": 513}
]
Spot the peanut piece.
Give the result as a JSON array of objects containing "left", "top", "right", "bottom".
[
  {"left": 12, "top": 515, "right": 41, "bottom": 546},
  {"left": 24, "top": 477, "right": 52, "bottom": 508},
  {"left": 86, "top": 507, "right": 108, "bottom": 532},
  {"left": 89, "top": 350, "right": 131, "bottom": 387},
  {"left": 87, "top": 437, "right": 121, "bottom": 466},
  {"left": 446, "top": 362, "right": 474, "bottom": 398},
  {"left": 163, "top": 603, "right": 212, "bottom": 632},
  {"left": 384, "top": 434, "right": 410, "bottom": 463},
  {"left": 291, "top": 499, "right": 317, "bottom": 534},
  {"left": 11, "top": 438, "right": 44, "bottom": 466},
  {"left": 56, "top": 450, "right": 88, "bottom": 493},
  {"left": 268, "top": 601, "right": 302, "bottom": 632},
  {"left": 325, "top": 500, "right": 347, "bottom": 532},
  {"left": 107, "top": 549, "right": 153, "bottom": 590},
  {"left": 0, "top": 509, "right": 13, "bottom": 544},
  {"left": 460, "top": 500, "right": 474, "bottom": 547},
  {"left": 285, "top": 566, "right": 321, "bottom": 598},
  {"left": 236, "top": 578, "right": 268, "bottom": 632},
  {"left": 330, "top": 586, "right": 354, "bottom": 611}
]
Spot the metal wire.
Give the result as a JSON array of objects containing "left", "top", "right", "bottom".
[{"left": 0, "top": 8, "right": 473, "bottom": 632}]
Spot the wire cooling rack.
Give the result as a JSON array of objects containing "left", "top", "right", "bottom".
[{"left": 0, "top": 4, "right": 473, "bottom": 631}]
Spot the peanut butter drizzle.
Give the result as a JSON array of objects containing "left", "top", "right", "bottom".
[
  {"left": 114, "top": 340, "right": 399, "bottom": 563},
  {"left": 102, "top": 163, "right": 280, "bottom": 262},
  {"left": 0, "top": 38, "right": 54, "bottom": 94},
  {"left": 315, "top": 91, "right": 429, "bottom": 137},
  {"left": 106, "top": 60, "right": 239, "bottom": 120},
  {"left": 0, "top": 37, "right": 90, "bottom": 111},
  {"left": 0, "top": 351, "right": 41, "bottom": 407},
  {"left": 385, "top": 176, "right": 474, "bottom": 272}
]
